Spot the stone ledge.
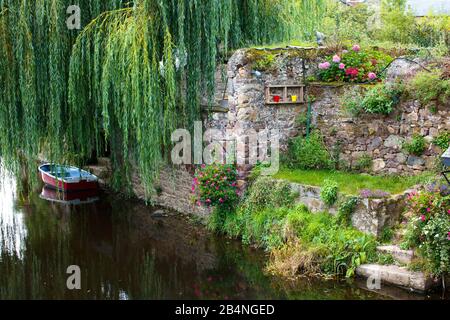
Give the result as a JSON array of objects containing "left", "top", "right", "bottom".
[
  {"left": 377, "top": 245, "right": 414, "bottom": 265},
  {"left": 287, "top": 180, "right": 408, "bottom": 237},
  {"left": 356, "top": 264, "right": 435, "bottom": 293}
]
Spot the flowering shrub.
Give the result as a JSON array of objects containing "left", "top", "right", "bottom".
[
  {"left": 402, "top": 185, "right": 450, "bottom": 276},
  {"left": 318, "top": 45, "right": 393, "bottom": 83},
  {"left": 193, "top": 163, "right": 239, "bottom": 209}
]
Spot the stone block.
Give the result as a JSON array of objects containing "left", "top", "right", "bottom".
[{"left": 356, "top": 264, "right": 435, "bottom": 293}]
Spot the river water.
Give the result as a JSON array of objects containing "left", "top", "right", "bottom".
[{"left": 0, "top": 168, "right": 434, "bottom": 300}]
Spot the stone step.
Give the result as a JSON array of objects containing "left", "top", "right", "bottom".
[
  {"left": 356, "top": 264, "right": 435, "bottom": 293},
  {"left": 377, "top": 245, "right": 414, "bottom": 264}
]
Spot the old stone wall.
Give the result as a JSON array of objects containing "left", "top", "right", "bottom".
[
  {"left": 289, "top": 181, "right": 410, "bottom": 237},
  {"left": 205, "top": 48, "right": 450, "bottom": 175},
  {"left": 88, "top": 160, "right": 212, "bottom": 219}
]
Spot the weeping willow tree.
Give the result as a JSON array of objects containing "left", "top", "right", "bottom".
[{"left": 0, "top": 0, "right": 328, "bottom": 194}]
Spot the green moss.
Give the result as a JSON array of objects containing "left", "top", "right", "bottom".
[{"left": 273, "top": 168, "right": 435, "bottom": 195}]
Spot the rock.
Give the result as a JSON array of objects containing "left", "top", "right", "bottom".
[
  {"left": 356, "top": 264, "right": 435, "bottom": 292},
  {"left": 377, "top": 245, "right": 414, "bottom": 264},
  {"left": 406, "top": 111, "right": 419, "bottom": 122},
  {"left": 151, "top": 210, "right": 167, "bottom": 218},
  {"left": 396, "top": 153, "right": 407, "bottom": 164},
  {"left": 237, "top": 107, "right": 257, "bottom": 121},
  {"left": 407, "top": 155, "right": 425, "bottom": 167},
  {"left": 368, "top": 137, "right": 383, "bottom": 151},
  {"left": 385, "top": 58, "right": 424, "bottom": 83},
  {"left": 373, "top": 159, "right": 386, "bottom": 172},
  {"left": 384, "top": 135, "right": 403, "bottom": 149},
  {"left": 429, "top": 128, "right": 439, "bottom": 137}
]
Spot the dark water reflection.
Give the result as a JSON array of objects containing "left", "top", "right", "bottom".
[{"left": 0, "top": 169, "right": 430, "bottom": 300}]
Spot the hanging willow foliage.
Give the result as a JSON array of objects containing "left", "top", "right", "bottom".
[{"left": 0, "top": 0, "right": 327, "bottom": 194}]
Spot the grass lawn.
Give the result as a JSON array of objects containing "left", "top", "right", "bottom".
[{"left": 273, "top": 168, "right": 436, "bottom": 195}]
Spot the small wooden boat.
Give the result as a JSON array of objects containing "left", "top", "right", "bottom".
[
  {"left": 38, "top": 164, "right": 99, "bottom": 191},
  {"left": 40, "top": 186, "right": 100, "bottom": 205}
]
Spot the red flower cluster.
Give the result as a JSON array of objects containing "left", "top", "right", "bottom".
[{"left": 345, "top": 67, "right": 359, "bottom": 78}]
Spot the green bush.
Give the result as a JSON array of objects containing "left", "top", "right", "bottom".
[
  {"left": 284, "top": 132, "right": 332, "bottom": 170},
  {"left": 212, "top": 176, "right": 296, "bottom": 236},
  {"left": 321, "top": 179, "right": 339, "bottom": 206},
  {"left": 378, "top": 0, "right": 416, "bottom": 45},
  {"left": 433, "top": 131, "right": 450, "bottom": 150},
  {"left": 361, "top": 83, "right": 402, "bottom": 115},
  {"left": 404, "top": 134, "right": 426, "bottom": 156},
  {"left": 408, "top": 69, "right": 450, "bottom": 106}
]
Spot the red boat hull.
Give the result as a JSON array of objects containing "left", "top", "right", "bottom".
[{"left": 40, "top": 172, "right": 99, "bottom": 191}]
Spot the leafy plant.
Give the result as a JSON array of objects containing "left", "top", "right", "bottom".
[
  {"left": 379, "top": 227, "right": 394, "bottom": 244},
  {"left": 284, "top": 131, "right": 332, "bottom": 170},
  {"left": 321, "top": 179, "right": 339, "bottom": 207},
  {"left": 433, "top": 131, "right": 450, "bottom": 150},
  {"left": 250, "top": 52, "right": 277, "bottom": 72},
  {"left": 408, "top": 69, "right": 450, "bottom": 106},
  {"left": 336, "top": 196, "right": 359, "bottom": 226},
  {"left": 404, "top": 134, "right": 426, "bottom": 156},
  {"left": 361, "top": 83, "right": 402, "bottom": 115}
]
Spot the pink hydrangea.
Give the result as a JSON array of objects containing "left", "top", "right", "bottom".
[
  {"left": 339, "top": 63, "right": 345, "bottom": 70},
  {"left": 332, "top": 55, "right": 341, "bottom": 63},
  {"left": 352, "top": 44, "right": 361, "bottom": 52},
  {"left": 318, "top": 62, "right": 331, "bottom": 70},
  {"left": 368, "top": 72, "right": 377, "bottom": 80},
  {"left": 448, "top": 232, "right": 450, "bottom": 240},
  {"left": 420, "top": 215, "right": 426, "bottom": 222}
]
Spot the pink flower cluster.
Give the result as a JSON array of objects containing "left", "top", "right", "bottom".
[{"left": 318, "top": 61, "right": 331, "bottom": 70}]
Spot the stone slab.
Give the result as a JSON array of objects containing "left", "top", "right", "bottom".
[
  {"left": 377, "top": 245, "right": 414, "bottom": 264},
  {"left": 356, "top": 264, "right": 435, "bottom": 292}
]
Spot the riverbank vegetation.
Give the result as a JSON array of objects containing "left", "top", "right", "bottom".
[{"left": 207, "top": 176, "right": 383, "bottom": 278}]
